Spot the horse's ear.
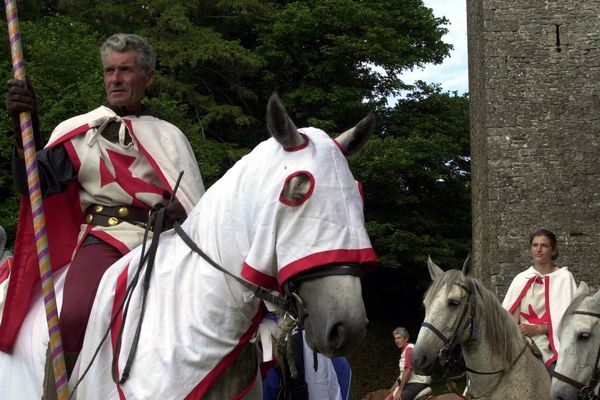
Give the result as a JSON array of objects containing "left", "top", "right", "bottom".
[
  {"left": 577, "top": 281, "right": 589, "bottom": 297},
  {"left": 592, "top": 286, "right": 600, "bottom": 303},
  {"left": 427, "top": 255, "right": 444, "bottom": 281},
  {"left": 461, "top": 253, "right": 472, "bottom": 276},
  {"left": 266, "top": 92, "right": 305, "bottom": 149},
  {"left": 335, "top": 112, "right": 376, "bottom": 156}
]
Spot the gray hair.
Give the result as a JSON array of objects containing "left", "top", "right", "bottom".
[
  {"left": 392, "top": 327, "right": 410, "bottom": 340},
  {"left": 100, "top": 33, "right": 156, "bottom": 71}
]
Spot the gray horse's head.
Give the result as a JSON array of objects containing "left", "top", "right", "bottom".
[
  {"left": 551, "top": 282, "right": 600, "bottom": 400},
  {"left": 265, "top": 92, "right": 375, "bottom": 357}
]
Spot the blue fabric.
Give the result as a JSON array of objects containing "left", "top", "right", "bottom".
[
  {"left": 332, "top": 357, "right": 351, "bottom": 400},
  {"left": 263, "top": 366, "right": 282, "bottom": 400},
  {"left": 263, "top": 357, "right": 352, "bottom": 400}
]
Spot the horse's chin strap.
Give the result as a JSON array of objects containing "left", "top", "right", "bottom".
[
  {"left": 552, "top": 370, "right": 600, "bottom": 400},
  {"left": 551, "top": 310, "right": 600, "bottom": 400}
]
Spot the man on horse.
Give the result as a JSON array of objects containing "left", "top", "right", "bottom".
[
  {"left": 387, "top": 327, "right": 432, "bottom": 400},
  {"left": 3, "top": 33, "right": 204, "bottom": 397}
]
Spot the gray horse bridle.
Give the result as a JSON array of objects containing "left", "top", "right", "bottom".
[
  {"left": 421, "top": 279, "right": 525, "bottom": 376},
  {"left": 552, "top": 310, "right": 600, "bottom": 400},
  {"left": 421, "top": 280, "right": 479, "bottom": 367}
]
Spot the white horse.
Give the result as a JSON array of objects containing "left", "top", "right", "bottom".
[
  {"left": 0, "top": 93, "right": 376, "bottom": 399},
  {"left": 551, "top": 282, "right": 600, "bottom": 400},
  {"left": 410, "top": 257, "right": 550, "bottom": 399}
]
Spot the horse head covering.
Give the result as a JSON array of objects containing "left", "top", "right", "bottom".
[{"left": 190, "top": 126, "right": 377, "bottom": 293}]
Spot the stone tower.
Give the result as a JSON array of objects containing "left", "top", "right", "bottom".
[{"left": 467, "top": 0, "right": 600, "bottom": 295}]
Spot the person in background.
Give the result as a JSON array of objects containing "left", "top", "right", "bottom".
[
  {"left": 502, "top": 228, "right": 577, "bottom": 373},
  {"left": 4, "top": 33, "right": 204, "bottom": 398},
  {"left": 261, "top": 313, "right": 351, "bottom": 400},
  {"left": 386, "top": 327, "right": 431, "bottom": 400}
]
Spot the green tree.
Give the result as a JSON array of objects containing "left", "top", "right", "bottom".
[
  {"left": 0, "top": 15, "right": 102, "bottom": 243},
  {"left": 348, "top": 83, "right": 470, "bottom": 396},
  {"left": 1, "top": 1, "right": 454, "bottom": 250}
]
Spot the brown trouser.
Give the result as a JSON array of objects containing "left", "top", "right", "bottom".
[{"left": 59, "top": 241, "right": 122, "bottom": 353}]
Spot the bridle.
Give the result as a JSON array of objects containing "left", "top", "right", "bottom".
[
  {"left": 552, "top": 310, "right": 600, "bottom": 400},
  {"left": 421, "top": 279, "right": 528, "bottom": 399},
  {"left": 421, "top": 280, "right": 479, "bottom": 367},
  {"left": 173, "top": 221, "right": 362, "bottom": 394}
]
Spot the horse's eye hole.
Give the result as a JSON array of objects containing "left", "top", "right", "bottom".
[
  {"left": 578, "top": 332, "right": 591, "bottom": 341},
  {"left": 447, "top": 299, "right": 460, "bottom": 308}
]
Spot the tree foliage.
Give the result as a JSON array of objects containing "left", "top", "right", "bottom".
[{"left": 0, "top": 1, "right": 460, "bottom": 253}]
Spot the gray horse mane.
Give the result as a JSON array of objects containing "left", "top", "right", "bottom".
[{"left": 424, "top": 269, "right": 525, "bottom": 367}]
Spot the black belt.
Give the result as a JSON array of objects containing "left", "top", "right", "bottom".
[{"left": 84, "top": 205, "right": 151, "bottom": 227}]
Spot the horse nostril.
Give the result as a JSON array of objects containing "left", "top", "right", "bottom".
[{"left": 327, "top": 323, "right": 346, "bottom": 351}]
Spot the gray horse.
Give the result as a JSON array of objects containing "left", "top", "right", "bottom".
[
  {"left": 551, "top": 282, "right": 600, "bottom": 400},
  {"left": 411, "top": 257, "right": 550, "bottom": 399}
]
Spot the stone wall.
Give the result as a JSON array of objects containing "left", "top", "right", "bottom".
[{"left": 467, "top": 0, "right": 600, "bottom": 295}]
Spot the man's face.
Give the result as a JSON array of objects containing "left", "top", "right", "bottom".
[
  {"left": 103, "top": 51, "right": 155, "bottom": 112},
  {"left": 394, "top": 334, "right": 408, "bottom": 350}
]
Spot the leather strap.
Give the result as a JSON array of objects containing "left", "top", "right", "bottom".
[{"left": 85, "top": 204, "right": 151, "bottom": 227}]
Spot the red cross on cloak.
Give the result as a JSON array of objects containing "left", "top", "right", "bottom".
[{"left": 99, "top": 149, "right": 166, "bottom": 208}]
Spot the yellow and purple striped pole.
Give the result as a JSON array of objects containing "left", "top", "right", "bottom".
[{"left": 4, "top": 1, "right": 69, "bottom": 398}]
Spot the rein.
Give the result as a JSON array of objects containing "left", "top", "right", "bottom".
[
  {"left": 552, "top": 310, "right": 600, "bottom": 400},
  {"left": 173, "top": 222, "right": 292, "bottom": 310},
  {"left": 173, "top": 221, "right": 361, "bottom": 399},
  {"left": 69, "top": 169, "right": 361, "bottom": 396}
]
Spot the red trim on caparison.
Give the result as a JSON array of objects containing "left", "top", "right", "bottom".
[
  {"left": 278, "top": 248, "right": 378, "bottom": 284},
  {"left": 111, "top": 263, "right": 130, "bottom": 400},
  {"left": 241, "top": 263, "right": 280, "bottom": 292},
  {"left": 283, "top": 133, "right": 309, "bottom": 152},
  {"left": 332, "top": 137, "right": 347, "bottom": 156},
  {"left": 356, "top": 180, "right": 364, "bottom": 201},
  {"left": 184, "top": 306, "right": 266, "bottom": 399},
  {"left": 279, "top": 171, "right": 315, "bottom": 207}
]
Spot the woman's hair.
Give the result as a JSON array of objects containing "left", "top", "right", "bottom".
[
  {"left": 100, "top": 33, "right": 156, "bottom": 71},
  {"left": 529, "top": 228, "right": 559, "bottom": 260},
  {"left": 392, "top": 327, "right": 410, "bottom": 340}
]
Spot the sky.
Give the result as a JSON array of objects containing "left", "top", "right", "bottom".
[{"left": 400, "top": 0, "right": 468, "bottom": 95}]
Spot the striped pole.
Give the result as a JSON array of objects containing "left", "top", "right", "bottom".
[{"left": 4, "top": 1, "right": 70, "bottom": 398}]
